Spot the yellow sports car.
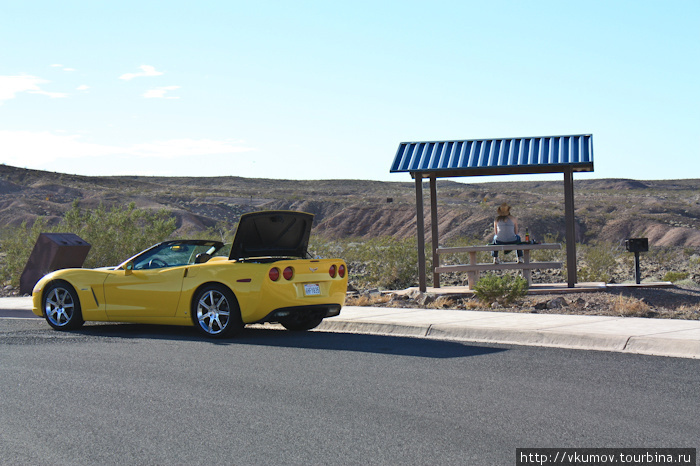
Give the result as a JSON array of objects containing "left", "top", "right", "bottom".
[{"left": 31, "top": 211, "right": 348, "bottom": 338}]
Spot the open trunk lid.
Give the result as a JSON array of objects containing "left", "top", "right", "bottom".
[{"left": 229, "top": 211, "right": 314, "bottom": 260}]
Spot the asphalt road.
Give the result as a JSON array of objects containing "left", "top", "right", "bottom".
[{"left": 1, "top": 318, "right": 698, "bottom": 465}]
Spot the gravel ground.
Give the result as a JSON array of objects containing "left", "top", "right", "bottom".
[
  {"left": 347, "top": 249, "right": 700, "bottom": 320},
  {"left": 348, "top": 284, "right": 700, "bottom": 320}
]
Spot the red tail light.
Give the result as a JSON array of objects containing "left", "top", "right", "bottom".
[
  {"left": 283, "top": 266, "right": 294, "bottom": 280},
  {"left": 338, "top": 264, "right": 346, "bottom": 278},
  {"left": 329, "top": 264, "right": 337, "bottom": 278},
  {"left": 269, "top": 267, "right": 280, "bottom": 281}
]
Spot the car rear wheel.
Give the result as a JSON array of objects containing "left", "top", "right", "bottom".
[
  {"left": 280, "top": 316, "right": 324, "bottom": 331},
  {"left": 43, "top": 281, "right": 84, "bottom": 330},
  {"left": 192, "top": 285, "right": 243, "bottom": 338}
]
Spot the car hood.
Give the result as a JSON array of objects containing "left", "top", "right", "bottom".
[{"left": 229, "top": 211, "right": 314, "bottom": 260}]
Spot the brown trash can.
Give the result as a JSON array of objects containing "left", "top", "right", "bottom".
[{"left": 19, "top": 233, "right": 91, "bottom": 295}]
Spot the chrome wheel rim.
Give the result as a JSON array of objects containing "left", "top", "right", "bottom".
[
  {"left": 45, "top": 287, "right": 75, "bottom": 327},
  {"left": 196, "top": 290, "right": 231, "bottom": 335}
]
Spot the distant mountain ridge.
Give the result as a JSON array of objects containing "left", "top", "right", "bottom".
[{"left": 1, "top": 164, "right": 699, "bottom": 247}]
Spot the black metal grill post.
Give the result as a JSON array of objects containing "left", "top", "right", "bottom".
[{"left": 624, "top": 238, "right": 649, "bottom": 285}]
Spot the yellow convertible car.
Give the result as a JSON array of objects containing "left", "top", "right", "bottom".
[{"left": 31, "top": 211, "right": 348, "bottom": 338}]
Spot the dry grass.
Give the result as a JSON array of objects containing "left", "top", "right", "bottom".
[
  {"left": 673, "top": 304, "right": 700, "bottom": 320},
  {"left": 344, "top": 294, "right": 391, "bottom": 307},
  {"left": 426, "top": 296, "right": 459, "bottom": 309},
  {"left": 611, "top": 294, "right": 651, "bottom": 317}
]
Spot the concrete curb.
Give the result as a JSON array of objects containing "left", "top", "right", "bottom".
[{"left": 319, "top": 306, "right": 700, "bottom": 359}]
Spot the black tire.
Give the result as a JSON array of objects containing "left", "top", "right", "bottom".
[
  {"left": 191, "top": 285, "right": 243, "bottom": 338},
  {"left": 43, "top": 281, "right": 84, "bottom": 330},
  {"left": 280, "top": 316, "right": 324, "bottom": 331}
]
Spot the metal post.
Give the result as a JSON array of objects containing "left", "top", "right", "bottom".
[
  {"left": 415, "top": 175, "right": 427, "bottom": 292},
  {"left": 634, "top": 251, "right": 641, "bottom": 284},
  {"left": 429, "top": 175, "right": 440, "bottom": 288},
  {"left": 564, "top": 169, "right": 577, "bottom": 287}
]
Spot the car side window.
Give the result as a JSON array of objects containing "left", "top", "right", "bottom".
[{"left": 133, "top": 244, "right": 193, "bottom": 270}]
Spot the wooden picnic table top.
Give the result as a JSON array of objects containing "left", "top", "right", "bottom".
[{"left": 437, "top": 243, "right": 561, "bottom": 253}]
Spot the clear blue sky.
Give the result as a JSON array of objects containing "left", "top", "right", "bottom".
[{"left": 1, "top": 1, "right": 698, "bottom": 182}]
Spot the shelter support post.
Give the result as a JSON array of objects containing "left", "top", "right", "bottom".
[
  {"left": 429, "top": 176, "right": 440, "bottom": 288},
  {"left": 564, "top": 169, "right": 577, "bottom": 287},
  {"left": 415, "top": 175, "right": 427, "bottom": 292}
]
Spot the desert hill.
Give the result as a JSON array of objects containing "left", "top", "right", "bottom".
[{"left": 1, "top": 164, "right": 699, "bottom": 248}]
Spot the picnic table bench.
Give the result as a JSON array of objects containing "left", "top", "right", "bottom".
[{"left": 435, "top": 243, "right": 562, "bottom": 289}]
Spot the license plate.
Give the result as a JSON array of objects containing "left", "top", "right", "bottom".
[{"left": 304, "top": 283, "right": 321, "bottom": 296}]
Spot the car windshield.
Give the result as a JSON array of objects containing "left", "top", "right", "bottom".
[{"left": 131, "top": 242, "right": 222, "bottom": 270}]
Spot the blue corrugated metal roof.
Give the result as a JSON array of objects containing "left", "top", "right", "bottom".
[{"left": 390, "top": 134, "right": 593, "bottom": 177}]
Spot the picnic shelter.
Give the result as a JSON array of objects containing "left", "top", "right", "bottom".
[{"left": 389, "top": 134, "right": 594, "bottom": 291}]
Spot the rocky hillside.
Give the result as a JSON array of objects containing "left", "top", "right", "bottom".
[{"left": 1, "top": 164, "right": 699, "bottom": 248}]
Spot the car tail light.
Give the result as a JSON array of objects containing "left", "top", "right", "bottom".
[
  {"left": 338, "top": 264, "right": 346, "bottom": 278},
  {"left": 329, "top": 264, "right": 337, "bottom": 278},
  {"left": 269, "top": 267, "right": 280, "bottom": 281},
  {"left": 283, "top": 266, "right": 294, "bottom": 281}
]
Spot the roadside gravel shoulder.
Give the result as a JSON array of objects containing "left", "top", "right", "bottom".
[{"left": 351, "top": 284, "right": 700, "bottom": 320}]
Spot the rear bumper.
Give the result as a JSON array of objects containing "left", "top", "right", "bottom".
[{"left": 255, "top": 304, "right": 341, "bottom": 324}]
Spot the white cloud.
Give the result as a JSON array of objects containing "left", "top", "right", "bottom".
[
  {"left": 0, "top": 131, "right": 253, "bottom": 167},
  {"left": 29, "top": 89, "right": 68, "bottom": 99},
  {"left": 0, "top": 75, "right": 67, "bottom": 103},
  {"left": 77, "top": 85, "right": 89, "bottom": 91},
  {"left": 50, "top": 64, "right": 75, "bottom": 72},
  {"left": 143, "top": 85, "right": 180, "bottom": 99},
  {"left": 0, "top": 131, "right": 117, "bottom": 164},
  {"left": 119, "top": 65, "right": 164, "bottom": 81}
]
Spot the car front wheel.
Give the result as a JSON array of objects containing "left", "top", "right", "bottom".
[
  {"left": 192, "top": 285, "right": 243, "bottom": 338},
  {"left": 43, "top": 281, "right": 84, "bottom": 330}
]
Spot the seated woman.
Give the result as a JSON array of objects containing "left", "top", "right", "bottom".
[{"left": 491, "top": 203, "right": 524, "bottom": 264}]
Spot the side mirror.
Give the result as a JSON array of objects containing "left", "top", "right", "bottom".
[{"left": 124, "top": 261, "right": 134, "bottom": 275}]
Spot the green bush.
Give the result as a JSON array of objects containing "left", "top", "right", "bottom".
[
  {"left": 532, "top": 234, "right": 565, "bottom": 262},
  {"left": 0, "top": 201, "right": 177, "bottom": 286},
  {"left": 472, "top": 273, "right": 528, "bottom": 305},
  {"left": 309, "top": 235, "right": 427, "bottom": 290},
  {"left": 577, "top": 242, "right": 619, "bottom": 283},
  {"left": 0, "top": 217, "right": 51, "bottom": 286},
  {"left": 61, "top": 201, "right": 177, "bottom": 268},
  {"left": 663, "top": 271, "right": 689, "bottom": 283}
]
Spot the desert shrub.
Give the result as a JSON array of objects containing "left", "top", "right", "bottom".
[
  {"left": 0, "top": 217, "right": 51, "bottom": 286},
  {"left": 577, "top": 242, "right": 619, "bottom": 283},
  {"left": 308, "top": 235, "right": 344, "bottom": 259},
  {"left": 472, "top": 273, "right": 528, "bottom": 305},
  {"left": 203, "top": 220, "right": 237, "bottom": 243},
  {"left": 663, "top": 271, "right": 689, "bottom": 283},
  {"left": 310, "top": 236, "right": 427, "bottom": 290},
  {"left": 348, "top": 236, "right": 424, "bottom": 290},
  {"left": 646, "top": 246, "right": 679, "bottom": 267},
  {"left": 0, "top": 202, "right": 177, "bottom": 286},
  {"left": 61, "top": 202, "right": 177, "bottom": 268},
  {"left": 531, "top": 234, "right": 565, "bottom": 262},
  {"left": 439, "top": 235, "right": 491, "bottom": 265}
]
